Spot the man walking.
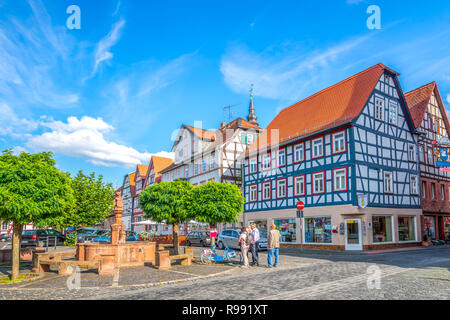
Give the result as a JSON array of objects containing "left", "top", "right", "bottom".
[
  {"left": 249, "top": 223, "right": 260, "bottom": 266},
  {"left": 267, "top": 224, "right": 281, "bottom": 268}
]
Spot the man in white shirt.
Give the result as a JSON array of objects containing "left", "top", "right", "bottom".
[{"left": 249, "top": 223, "right": 260, "bottom": 266}]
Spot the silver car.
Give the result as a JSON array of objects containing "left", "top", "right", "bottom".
[{"left": 217, "top": 229, "right": 268, "bottom": 251}]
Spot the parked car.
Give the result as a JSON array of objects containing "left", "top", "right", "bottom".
[
  {"left": 92, "top": 230, "right": 139, "bottom": 243},
  {"left": 77, "top": 228, "right": 105, "bottom": 243},
  {"left": 186, "top": 231, "right": 211, "bottom": 247},
  {"left": 65, "top": 226, "right": 93, "bottom": 237},
  {"left": 217, "top": 229, "right": 268, "bottom": 251},
  {"left": 21, "top": 229, "right": 66, "bottom": 247},
  {"left": 0, "top": 233, "right": 12, "bottom": 242}
]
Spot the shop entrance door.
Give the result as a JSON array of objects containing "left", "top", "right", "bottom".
[{"left": 345, "top": 219, "right": 362, "bottom": 251}]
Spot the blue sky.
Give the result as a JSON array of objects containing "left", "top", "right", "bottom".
[{"left": 0, "top": 0, "right": 449, "bottom": 188}]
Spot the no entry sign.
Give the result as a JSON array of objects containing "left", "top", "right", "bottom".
[{"left": 296, "top": 201, "right": 304, "bottom": 210}]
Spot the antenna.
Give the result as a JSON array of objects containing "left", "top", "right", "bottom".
[{"left": 222, "top": 103, "right": 241, "bottom": 122}]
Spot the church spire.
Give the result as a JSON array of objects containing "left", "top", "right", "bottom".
[{"left": 247, "top": 84, "right": 258, "bottom": 126}]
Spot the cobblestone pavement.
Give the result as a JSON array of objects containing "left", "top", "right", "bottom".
[{"left": 0, "top": 246, "right": 448, "bottom": 300}]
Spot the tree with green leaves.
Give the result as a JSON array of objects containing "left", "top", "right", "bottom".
[
  {"left": 0, "top": 150, "right": 75, "bottom": 280},
  {"left": 140, "top": 180, "right": 193, "bottom": 255},
  {"left": 58, "top": 171, "right": 115, "bottom": 245},
  {"left": 185, "top": 181, "right": 245, "bottom": 246}
]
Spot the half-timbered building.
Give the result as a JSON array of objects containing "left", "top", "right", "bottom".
[
  {"left": 121, "top": 172, "right": 136, "bottom": 230},
  {"left": 130, "top": 164, "right": 149, "bottom": 231},
  {"left": 405, "top": 81, "right": 450, "bottom": 243},
  {"left": 243, "top": 63, "right": 422, "bottom": 251},
  {"left": 133, "top": 156, "right": 174, "bottom": 233}
]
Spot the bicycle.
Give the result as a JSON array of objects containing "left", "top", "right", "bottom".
[{"left": 200, "top": 244, "right": 242, "bottom": 265}]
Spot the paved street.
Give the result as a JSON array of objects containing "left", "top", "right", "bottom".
[{"left": 0, "top": 246, "right": 449, "bottom": 300}]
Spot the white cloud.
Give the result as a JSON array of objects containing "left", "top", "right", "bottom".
[
  {"left": 26, "top": 116, "right": 173, "bottom": 168},
  {"left": 92, "top": 19, "right": 126, "bottom": 75},
  {"left": 447, "top": 94, "right": 450, "bottom": 104},
  {"left": 220, "top": 35, "right": 371, "bottom": 101}
]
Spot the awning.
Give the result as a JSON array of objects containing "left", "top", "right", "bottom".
[{"left": 134, "top": 220, "right": 158, "bottom": 225}]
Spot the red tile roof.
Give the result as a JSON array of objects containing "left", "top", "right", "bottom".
[
  {"left": 186, "top": 126, "right": 215, "bottom": 141},
  {"left": 152, "top": 156, "right": 174, "bottom": 178},
  {"left": 247, "top": 63, "right": 389, "bottom": 155},
  {"left": 404, "top": 82, "right": 436, "bottom": 129},
  {"left": 136, "top": 164, "right": 149, "bottom": 179}
]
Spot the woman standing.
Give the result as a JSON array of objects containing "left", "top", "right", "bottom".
[{"left": 238, "top": 227, "right": 251, "bottom": 268}]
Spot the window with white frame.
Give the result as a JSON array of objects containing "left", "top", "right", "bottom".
[
  {"left": 448, "top": 186, "right": 450, "bottom": 201},
  {"left": 249, "top": 158, "right": 257, "bottom": 173},
  {"left": 312, "top": 138, "right": 323, "bottom": 158},
  {"left": 334, "top": 168, "right": 347, "bottom": 192},
  {"left": 277, "top": 149, "right": 286, "bottom": 167},
  {"left": 431, "top": 183, "right": 436, "bottom": 199},
  {"left": 210, "top": 156, "right": 215, "bottom": 169},
  {"left": 194, "top": 163, "right": 199, "bottom": 175},
  {"left": 332, "top": 131, "right": 346, "bottom": 154},
  {"left": 249, "top": 185, "right": 257, "bottom": 202},
  {"left": 427, "top": 148, "right": 433, "bottom": 164},
  {"left": 410, "top": 175, "right": 418, "bottom": 195},
  {"left": 408, "top": 145, "right": 416, "bottom": 162},
  {"left": 312, "top": 172, "right": 325, "bottom": 194},
  {"left": 294, "top": 175, "right": 305, "bottom": 196},
  {"left": 277, "top": 179, "right": 287, "bottom": 198},
  {"left": 202, "top": 159, "right": 206, "bottom": 172},
  {"left": 388, "top": 102, "right": 398, "bottom": 125},
  {"left": 419, "top": 145, "right": 424, "bottom": 163},
  {"left": 262, "top": 182, "right": 271, "bottom": 200},
  {"left": 384, "top": 172, "right": 393, "bottom": 193},
  {"left": 262, "top": 153, "right": 271, "bottom": 170},
  {"left": 184, "top": 166, "right": 189, "bottom": 178},
  {"left": 1, "top": 221, "right": 8, "bottom": 230},
  {"left": 441, "top": 184, "right": 445, "bottom": 200},
  {"left": 294, "top": 143, "right": 304, "bottom": 162},
  {"left": 422, "top": 181, "right": 426, "bottom": 198},
  {"left": 375, "top": 97, "right": 384, "bottom": 121}
]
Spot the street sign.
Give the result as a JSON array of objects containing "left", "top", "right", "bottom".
[
  {"left": 296, "top": 201, "right": 305, "bottom": 210},
  {"left": 296, "top": 210, "right": 303, "bottom": 218}
]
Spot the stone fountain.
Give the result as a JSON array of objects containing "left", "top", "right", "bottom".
[{"left": 76, "top": 191, "right": 156, "bottom": 275}]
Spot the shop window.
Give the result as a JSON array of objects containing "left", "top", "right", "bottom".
[
  {"left": 273, "top": 219, "right": 297, "bottom": 243},
  {"left": 424, "top": 216, "right": 436, "bottom": 240},
  {"left": 444, "top": 217, "right": 450, "bottom": 241},
  {"left": 294, "top": 143, "right": 304, "bottom": 163},
  {"left": 305, "top": 217, "right": 332, "bottom": 244},
  {"left": 372, "top": 216, "right": 393, "bottom": 243},
  {"left": 398, "top": 216, "right": 416, "bottom": 242},
  {"left": 248, "top": 220, "right": 268, "bottom": 240}
]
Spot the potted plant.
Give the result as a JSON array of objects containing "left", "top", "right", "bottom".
[{"left": 422, "top": 233, "right": 431, "bottom": 247}]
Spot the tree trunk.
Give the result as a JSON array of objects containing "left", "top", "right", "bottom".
[
  {"left": 11, "top": 222, "right": 23, "bottom": 281},
  {"left": 173, "top": 222, "right": 179, "bottom": 255}
]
